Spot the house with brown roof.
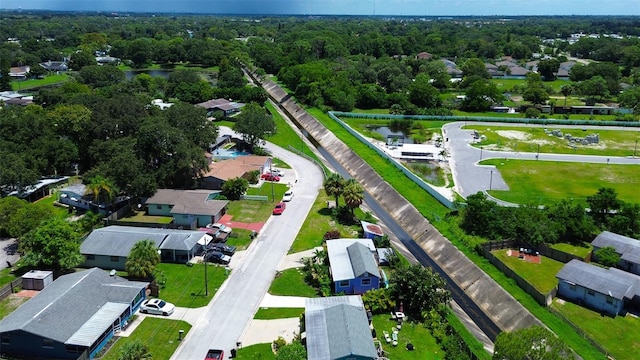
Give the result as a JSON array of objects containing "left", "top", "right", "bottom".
[
  {"left": 416, "top": 51, "right": 433, "bottom": 60},
  {"left": 196, "top": 98, "right": 245, "bottom": 116},
  {"left": 146, "top": 189, "right": 229, "bottom": 228},
  {"left": 200, "top": 156, "right": 271, "bottom": 190},
  {"left": 9, "top": 66, "right": 30, "bottom": 80}
]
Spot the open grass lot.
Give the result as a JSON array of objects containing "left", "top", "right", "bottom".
[
  {"left": 550, "top": 242, "right": 592, "bottom": 259},
  {"left": 483, "top": 159, "right": 640, "bottom": 206},
  {"left": 551, "top": 299, "right": 640, "bottom": 360},
  {"left": 254, "top": 307, "right": 304, "bottom": 320},
  {"left": 100, "top": 318, "right": 191, "bottom": 360},
  {"left": 467, "top": 124, "right": 640, "bottom": 157},
  {"left": 235, "top": 343, "right": 276, "bottom": 359},
  {"left": 269, "top": 268, "right": 317, "bottom": 297},
  {"left": 118, "top": 210, "right": 174, "bottom": 224},
  {"left": 490, "top": 78, "right": 570, "bottom": 93},
  {"left": 11, "top": 74, "right": 71, "bottom": 91},
  {"left": 491, "top": 251, "right": 564, "bottom": 294},
  {"left": 452, "top": 109, "right": 618, "bottom": 121},
  {"left": 225, "top": 228, "right": 254, "bottom": 250},
  {"left": 372, "top": 314, "right": 444, "bottom": 360},
  {"left": 226, "top": 183, "right": 288, "bottom": 223},
  {"left": 289, "top": 192, "right": 361, "bottom": 253},
  {"left": 155, "top": 263, "right": 229, "bottom": 308}
]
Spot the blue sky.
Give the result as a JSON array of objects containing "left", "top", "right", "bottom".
[{"left": 1, "top": 0, "right": 639, "bottom": 16}]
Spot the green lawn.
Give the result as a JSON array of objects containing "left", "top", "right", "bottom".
[
  {"left": 254, "top": 307, "right": 304, "bottom": 320},
  {"left": 490, "top": 78, "right": 570, "bottom": 93},
  {"left": 467, "top": 124, "right": 640, "bottom": 157},
  {"left": 225, "top": 228, "right": 254, "bottom": 250},
  {"left": 483, "top": 159, "right": 640, "bottom": 205},
  {"left": 550, "top": 242, "right": 592, "bottom": 259},
  {"left": 235, "top": 343, "right": 276, "bottom": 359},
  {"left": 0, "top": 295, "right": 29, "bottom": 320},
  {"left": 268, "top": 268, "right": 317, "bottom": 297},
  {"left": 118, "top": 210, "right": 174, "bottom": 224},
  {"left": 154, "top": 263, "right": 230, "bottom": 308},
  {"left": 226, "top": 183, "right": 288, "bottom": 223},
  {"left": 100, "top": 318, "right": 192, "bottom": 360},
  {"left": 372, "top": 314, "right": 444, "bottom": 360},
  {"left": 551, "top": 299, "right": 640, "bottom": 360},
  {"left": 35, "top": 194, "right": 70, "bottom": 218},
  {"left": 11, "top": 74, "right": 71, "bottom": 91},
  {"left": 491, "top": 251, "right": 564, "bottom": 294}
]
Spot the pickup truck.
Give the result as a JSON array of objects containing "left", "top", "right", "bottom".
[{"left": 205, "top": 349, "right": 224, "bottom": 360}]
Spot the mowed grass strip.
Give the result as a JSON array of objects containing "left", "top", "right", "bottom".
[
  {"left": 226, "top": 183, "right": 288, "bottom": 223},
  {"left": 550, "top": 242, "right": 592, "bottom": 259},
  {"left": 483, "top": 159, "right": 640, "bottom": 205},
  {"left": 551, "top": 299, "right": 640, "bottom": 360},
  {"left": 155, "top": 263, "right": 229, "bottom": 308},
  {"left": 235, "top": 343, "right": 276, "bottom": 359},
  {"left": 467, "top": 124, "right": 640, "bottom": 157},
  {"left": 491, "top": 250, "right": 565, "bottom": 294},
  {"left": 269, "top": 268, "right": 317, "bottom": 297},
  {"left": 101, "top": 318, "right": 192, "bottom": 360},
  {"left": 254, "top": 307, "right": 304, "bottom": 320}
]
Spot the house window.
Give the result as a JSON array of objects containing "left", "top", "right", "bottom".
[
  {"left": 606, "top": 297, "right": 614, "bottom": 304},
  {"left": 569, "top": 284, "right": 576, "bottom": 291},
  {"left": 42, "top": 338, "right": 54, "bottom": 349},
  {"left": 110, "top": 256, "right": 119, "bottom": 262},
  {"left": 339, "top": 280, "right": 349, "bottom": 287},
  {"left": 156, "top": 205, "right": 162, "bottom": 209},
  {"left": 587, "top": 289, "right": 595, "bottom": 296},
  {"left": 1, "top": 334, "right": 10, "bottom": 345},
  {"left": 361, "top": 278, "right": 371, "bottom": 286},
  {"left": 86, "top": 254, "right": 95, "bottom": 260}
]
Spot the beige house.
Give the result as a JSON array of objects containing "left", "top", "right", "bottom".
[{"left": 200, "top": 156, "right": 272, "bottom": 190}]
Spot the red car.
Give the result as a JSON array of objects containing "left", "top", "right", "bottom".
[
  {"left": 205, "top": 349, "right": 224, "bottom": 360},
  {"left": 273, "top": 202, "right": 286, "bottom": 215},
  {"left": 263, "top": 174, "right": 280, "bottom": 182}
]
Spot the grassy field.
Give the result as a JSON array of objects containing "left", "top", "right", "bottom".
[
  {"left": 467, "top": 124, "right": 640, "bottom": 157},
  {"left": 491, "top": 251, "right": 564, "bottom": 294},
  {"left": 550, "top": 242, "right": 592, "bottom": 259},
  {"left": 154, "top": 263, "right": 229, "bottom": 308},
  {"left": 490, "top": 78, "right": 571, "bottom": 93},
  {"left": 226, "top": 183, "right": 288, "bottom": 222},
  {"left": 235, "top": 343, "right": 276, "bottom": 359},
  {"left": 372, "top": 314, "right": 444, "bottom": 360},
  {"left": 118, "top": 211, "right": 174, "bottom": 224},
  {"left": 254, "top": 307, "right": 304, "bottom": 320},
  {"left": 268, "top": 268, "right": 317, "bottom": 297},
  {"left": 483, "top": 159, "right": 640, "bottom": 205},
  {"left": 225, "top": 228, "right": 255, "bottom": 250},
  {"left": 100, "top": 318, "right": 192, "bottom": 360},
  {"left": 0, "top": 295, "right": 29, "bottom": 320},
  {"left": 551, "top": 299, "right": 640, "bottom": 360},
  {"left": 11, "top": 74, "right": 71, "bottom": 91}
]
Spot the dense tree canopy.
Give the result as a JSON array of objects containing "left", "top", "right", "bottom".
[{"left": 19, "top": 218, "right": 83, "bottom": 273}]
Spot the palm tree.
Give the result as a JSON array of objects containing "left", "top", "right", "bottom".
[
  {"left": 323, "top": 172, "right": 345, "bottom": 208},
  {"left": 126, "top": 240, "right": 160, "bottom": 280},
  {"left": 343, "top": 178, "right": 364, "bottom": 215},
  {"left": 561, "top": 85, "right": 573, "bottom": 108},
  {"left": 84, "top": 175, "right": 119, "bottom": 209}
]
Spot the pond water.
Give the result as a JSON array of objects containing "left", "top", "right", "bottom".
[
  {"left": 124, "top": 69, "right": 171, "bottom": 81},
  {"left": 367, "top": 126, "right": 415, "bottom": 144}
]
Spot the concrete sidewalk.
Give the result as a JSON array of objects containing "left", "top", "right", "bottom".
[{"left": 276, "top": 247, "right": 323, "bottom": 271}]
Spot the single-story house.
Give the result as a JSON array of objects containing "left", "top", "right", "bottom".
[
  {"left": 9, "top": 66, "right": 30, "bottom": 80},
  {"left": 145, "top": 189, "right": 229, "bottom": 228},
  {"left": 440, "top": 58, "right": 463, "bottom": 77},
  {"left": 58, "top": 183, "right": 129, "bottom": 214},
  {"left": 81, "top": 225, "right": 211, "bottom": 269},
  {"left": 495, "top": 60, "right": 531, "bottom": 77},
  {"left": 95, "top": 56, "right": 120, "bottom": 65},
  {"left": 569, "top": 106, "right": 617, "bottom": 115},
  {"left": 416, "top": 51, "right": 433, "bottom": 60},
  {"left": 326, "top": 239, "right": 380, "bottom": 295},
  {"left": 0, "top": 91, "right": 33, "bottom": 107},
  {"left": 592, "top": 231, "right": 640, "bottom": 276},
  {"left": 6, "top": 176, "right": 69, "bottom": 202},
  {"left": 196, "top": 98, "right": 245, "bottom": 117},
  {"left": 557, "top": 61, "right": 576, "bottom": 78},
  {"left": 200, "top": 156, "right": 271, "bottom": 190},
  {"left": 304, "top": 296, "right": 378, "bottom": 360},
  {"left": 0, "top": 268, "right": 148, "bottom": 360},
  {"left": 361, "top": 220, "right": 383, "bottom": 241},
  {"left": 556, "top": 259, "right": 640, "bottom": 316},
  {"left": 40, "top": 61, "right": 68, "bottom": 72}
]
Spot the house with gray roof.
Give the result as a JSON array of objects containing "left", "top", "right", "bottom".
[
  {"left": 305, "top": 296, "right": 377, "bottom": 360},
  {"left": 592, "top": 231, "right": 640, "bottom": 275},
  {"left": 58, "top": 183, "right": 130, "bottom": 214},
  {"left": 326, "top": 239, "right": 380, "bottom": 295},
  {"left": 556, "top": 259, "right": 640, "bottom": 316},
  {"left": 0, "top": 268, "right": 147, "bottom": 360},
  {"left": 196, "top": 98, "right": 245, "bottom": 116},
  {"left": 81, "top": 225, "right": 210, "bottom": 269},
  {"left": 146, "top": 189, "right": 229, "bottom": 228}
]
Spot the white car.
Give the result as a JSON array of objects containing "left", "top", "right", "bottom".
[
  {"left": 282, "top": 190, "right": 294, "bottom": 202},
  {"left": 270, "top": 169, "right": 285, "bottom": 177},
  {"left": 206, "top": 223, "right": 232, "bottom": 234},
  {"left": 139, "top": 298, "right": 175, "bottom": 316}
]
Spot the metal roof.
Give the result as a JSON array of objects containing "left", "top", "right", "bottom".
[
  {"left": 0, "top": 268, "right": 147, "bottom": 346},
  {"left": 592, "top": 231, "right": 640, "bottom": 264},
  {"left": 305, "top": 296, "right": 376, "bottom": 360},
  {"left": 326, "top": 239, "right": 377, "bottom": 282},
  {"left": 556, "top": 259, "right": 640, "bottom": 300},
  {"left": 347, "top": 243, "right": 380, "bottom": 279},
  {"left": 66, "top": 302, "right": 129, "bottom": 346}
]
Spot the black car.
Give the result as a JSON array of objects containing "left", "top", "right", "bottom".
[
  {"left": 204, "top": 250, "right": 231, "bottom": 264},
  {"left": 207, "top": 243, "right": 236, "bottom": 256}
]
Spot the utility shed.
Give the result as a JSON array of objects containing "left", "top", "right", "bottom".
[{"left": 21, "top": 270, "right": 53, "bottom": 291}]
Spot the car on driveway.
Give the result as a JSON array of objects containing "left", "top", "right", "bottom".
[
  {"left": 263, "top": 174, "right": 280, "bottom": 182},
  {"left": 207, "top": 243, "right": 236, "bottom": 256},
  {"left": 270, "top": 168, "right": 285, "bottom": 177},
  {"left": 206, "top": 223, "right": 233, "bottom": 234},
  {"left": 205, "top": 250, "right": 231, "bottom": 265},
  {"left": 282, "top": 190, "right": 294, "bottom": 202},
  {"left": 139, "top": 298, "right": 175, "bottom": 316},
  {"left": 273, "top": 202, "right": 286, "bottom": 215}
]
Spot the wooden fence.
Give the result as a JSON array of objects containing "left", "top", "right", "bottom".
[{"left": 0, "top": 278, "right": 24, "bottom": 301}]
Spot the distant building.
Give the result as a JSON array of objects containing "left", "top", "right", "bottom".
[
  {"left": 196, "top": 98, "right": 245, "bottom": 117},
  {"left": 6, "top": 176, "right": 69, "bottom": 202},
  {"left": 39, "top": 61, "right": 68, "bottom": 72},
  {"left": 8, "top": 66, "right": 30, "bottom": 80},
  {"left": 416, "top": 51, "right": 433, "bottom": 60},
  {"left": 592, "top": 231, "right": 640, "bottom": 276}
]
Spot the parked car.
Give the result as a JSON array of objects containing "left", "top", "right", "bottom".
[
  {"left": 262, "top": 174, "right": 280, "bottom": 182},
  {"left": 282, "top": 190, "right": 294, "bottom": 202},
  {"left": 270, "top": 168, "right": 285, "bottom": 177},
  {"left": 207, "top": 243, "right": 236, "bottom": 256},
  {"left": 205, "top": 250, "right": 231, "bottom": 265},
  {"left": 273, "top": 202, "right": 286, "bottom": 215},
  {"left": 139, "top": 298, "right": 175, "bottom": 316},
  {"left": 205, "top": 349, "right": 224, "bottom": 360},
  {"left": 206, "top": 223, "right": 233, "bottom": 234}
]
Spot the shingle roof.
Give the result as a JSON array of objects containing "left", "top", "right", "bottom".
[
  {"left": 592, "top": 231, "right": 640, "bottom": 262},
  {"left": 556, "top": 259, "right": 640, "bottom": 300},
  {"left": 305, "top": 296, "right": 377, "bottom": 360},
  {"left": 202, "top": 156, "right": 270, "bottom": 181},
  {"left": 347, "top": 243, "right": 380, "bottom": 279},
  {"left": 326, "top": 239, "right": 377, "bottom": 282},
  {"left": 146, "top": 189, "right": 229, "bottom": 216},
  {"left": 0, "top": 268, "right": 147, "bottom": 346}
]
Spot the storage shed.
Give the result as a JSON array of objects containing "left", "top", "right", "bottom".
[{"left": 21, "top": 270, "right": 53, "bottom": 291}]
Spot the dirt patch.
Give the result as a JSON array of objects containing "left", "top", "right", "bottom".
[{"left": 496, "top": 130, "right": 531, "bottom": 141}]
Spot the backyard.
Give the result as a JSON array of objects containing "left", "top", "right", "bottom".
[
  {"left": 491, "top": 250, "right": 565, "bottom": 294},
  {"left": 154, "top": 263, "right": 229, "bottom": 308}
]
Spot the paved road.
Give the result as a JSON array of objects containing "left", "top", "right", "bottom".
[
  {"left": 169, "top": 128, "right": 323, "bottom": 360},
  {"left": 444, "top": 122, "right": 640, "bottom": 199}
]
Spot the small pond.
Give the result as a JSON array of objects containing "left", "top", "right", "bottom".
[
  {"left": 367, "top": 126, "right": 415, "bottom": 144},
  {"left": 124, "top": 69, "right": 172, "bottom": 81}
]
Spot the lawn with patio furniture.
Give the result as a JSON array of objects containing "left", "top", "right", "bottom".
[
  {"left": 100, "top": 318, "right": 191, "bottom": 360},
  {"left": 254, "top": 307, "right": 304, "bottom": 320},
  {"left": 551, "top": 299, "right": 640, "bottom": 360},
  {"left": 491, "top": 250, "right": 564, "bottom": 294},
  {"left": 371, "top": 314, "right": 443, "bottom": 360},
  {"left": 154, "top": 263, "right": 229, "bottom": 308},
  {"left": 268, "top": 268, "right": 317, "bottom": 297},
  {"left": 483, "top": 159, "right": 640, "bottom": 205}
]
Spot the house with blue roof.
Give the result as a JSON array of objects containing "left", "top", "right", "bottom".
[
  {"left": 0, "top": 268, "right": 147, "bottom": 360},
  {"left": 326, "top": 239, "right": 380, "bottom": 295}
]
